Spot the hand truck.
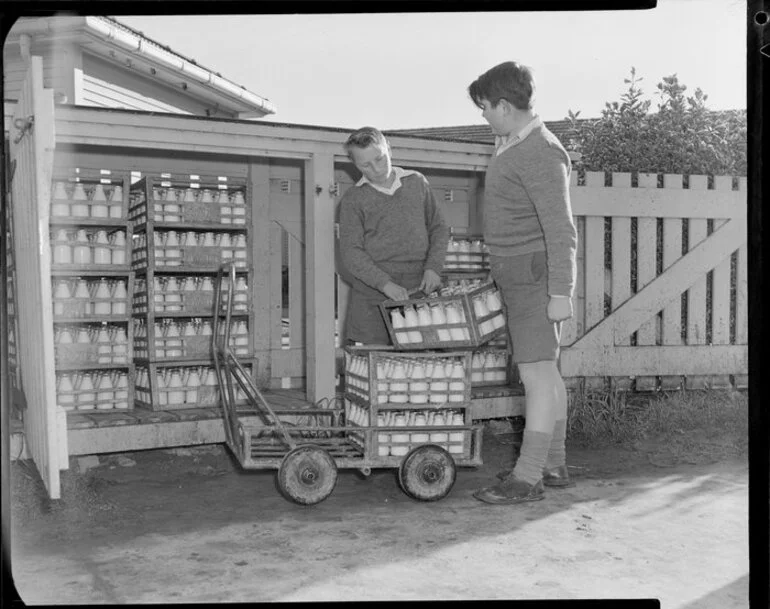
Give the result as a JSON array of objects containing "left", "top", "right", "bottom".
[{"left": 212, "top": 263, "right": 483, "bottom": 506}]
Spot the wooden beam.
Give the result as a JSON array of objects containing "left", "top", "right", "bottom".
[
  {"left": 570, "top": 182, "right": 744, "bottom": 219},
  {"left": 54, "top": 106, "right": 493, "bottom": 171},
  {"left": 570, "top": 214, "right": 747, "bottom": 350},
  {"left": 561, "top": 345, "right": 748, "bottom": 377},
  {"left": 249, "top": 160, "right": 272, "bottom": 386},
  {"left": 305, "top": 153, "right": 337, "bottom": 404}
]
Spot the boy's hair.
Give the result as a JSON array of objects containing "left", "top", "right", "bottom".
[
  {"left": 344, "top": 126, "right": 389, "bottom": 160},
  {"left": 468, "top": 61, "right": 535, "bottom": 111}
]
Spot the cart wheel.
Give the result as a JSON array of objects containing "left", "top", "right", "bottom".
[
  {"left": 398, "top": 445, "right": 456, "bottom": 502},
  {"left": 277, "top": 445, "right": 338, "bottom": 506}
]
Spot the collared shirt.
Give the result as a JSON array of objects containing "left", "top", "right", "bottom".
[
  {"left": 494, "top": 115, "right": 543, "bottom": 156},
  {"left": 356, "top": 166, "right": 419, "bottom": 196}
]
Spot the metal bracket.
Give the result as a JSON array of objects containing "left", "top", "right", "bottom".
[
  {"left": 13, "top": 116, "right": 34, "bottom": 144},
  {"left": 329, "top": 182, "right": 340, "bottom": 197}
]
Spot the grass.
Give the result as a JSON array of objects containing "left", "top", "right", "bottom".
[{"left": 567, "top": 387, "right": 748, "bottom": 453}]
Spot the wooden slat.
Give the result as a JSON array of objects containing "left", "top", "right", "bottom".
[
  {"left": 569, "top": 182, "right": 743, "bottom": 219},
  {"left": 10, "top": 56, "right": 62, "bottom": 498},
  {"left": 710, "top": 176, "right": 734, "bottom": 389},
  {"left": 582, "top": 172, "right": 606, "bottom": 391},
  {"left": 561, "top": 345, "right": 747, "bottom": 377},
  {"left": 634, "top": 173, "right": 659, "bottom": 391},
  {"left": 659, "top": 174, "right": 684, "bottom": 391},
  {"left": 609, "top": 173, "right": 633, "bottom": 390},
  {"left": 685, "top": 175, "right": 710, "bottom": 390},
  {"left": 269, "top": 223, "right": 284, "bottom": 356},
  {"left": 288, "top": 234, "right": 306, "bottom": 352}
]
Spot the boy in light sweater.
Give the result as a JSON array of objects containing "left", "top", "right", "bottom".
[
  {"left": 468, "top": 61, "right": 578, "bottom": 504},
  {"left": 339, "top": 127, "right": 449, "bottom": 345}
]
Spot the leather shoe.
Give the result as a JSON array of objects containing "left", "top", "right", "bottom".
[
  {"left": 496, "top": 465, "right": 575, "bottom": 488},
  {"left": 542, "top": 464, "right": 575, "bottom": 488},
  {"left": 473, "top": 475, "right": 545, "bottom": 505}
]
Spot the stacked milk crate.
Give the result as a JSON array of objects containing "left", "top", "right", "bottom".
[
  {"left": 49, "top": 170, "right": 134, "bottom": 413},
  {"left": 443, "top": 230, "right": 513, "bottom": 389},
  {"left": 341, "top": 231, "right": 510, "bottom": 461},
  {"left": 128, "top": 173, "right": 258, "bottom": 410}
]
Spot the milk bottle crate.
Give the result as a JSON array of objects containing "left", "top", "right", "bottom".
[
  {"left": 134, "top": 362, "right": 256, "bottom": 411},
  {"left": 470, "top": 345, "right": 513, "bottom": 388},
  {"left": 54, "top": 324, "right": 132, "bottom": 367},
  {"left": 344, "top": 346, "right": 472, "bottom": 409},
  {"left": 443, "top": 232, "right": 490, "bottom": 273},
  {"left": 55, "top": 370, "right": 134, "bottom": 413},
  {"left": 343, "top": 398, "right": 478, "bottom": 461},
  {"left": 132, "top": 274, "right": 249, "bottom": 315},
  {"left": 52, "top": 277, "right": 131, "bottom": 320},
  {"left": 131, "top": 230, "right": 248, "bottom": 271},
  {"left": 50, "top": 172, "right": 129, "bottom": 221},
  {"left": 133, "top": 319, "right": 251, "bottom": 362},
  {"left": 128, "top": 175, "right": 249, "bottom": 228},
  {"left": 50, "top": 227, "right": 131, "bottom": 271},
  {"left": 379, "top": 281, "right": 507, "bottom": 350}
]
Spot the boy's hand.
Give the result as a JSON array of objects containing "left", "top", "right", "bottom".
[
  {"left": 547, "top": 295, "right": 573, "bottom": 322},
  {"left": 382, "top": 281, "right": 410, "bottom": 302},
  {"left": 420, "top": 269, "right": 442, "bottom": 295}
]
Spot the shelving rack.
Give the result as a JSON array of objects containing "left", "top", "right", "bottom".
[
  {"left": 128, "top": 173, "right": 258, "bottom": 410},
  {"left": 49, "top": 169, "right": 135, "bottom": 413}
]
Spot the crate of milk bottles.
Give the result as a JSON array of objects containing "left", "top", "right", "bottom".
[
  {"left": 132, "top": 273, "right": 249, "bottom": 316},
  {"left": 51, "top": 227, "right": 129, "bottom": 269},
  {"left": 380, "top": 279, "right": 507, "bottom": 350},
  {"left": 54, "top": 324, "right": 131, "bottom": 367},
  {"left": 52, "top": 277, "right": 129, "bottom": 320},
  {"left": 131, "top": 230, "right": 248, "bottom": 271},
  {"left": 470, "top": 346, "right": 512, "bottom": 388},
  {"left": 344, "top": 347, "right": 472, "bottom": 408},
  {"left": 134, "top": 363, "right": 254, "bottom": 411},
  {"left": 56, "top": 370, "right": 132, "bottom": 412},
  {"left": 50, "top": 175, "right": 127, "bottom": 220},
  {"left": 133, "top": 318, "right": 251, "bottom": 361},
  {"left": 128, "top": 175, "right": 249, "bottom": 227},
  {"left": 443, "top": 231, "right": 490, "bottom": 273}
]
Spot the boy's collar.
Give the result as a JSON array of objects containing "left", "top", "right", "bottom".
[
  {"left": 356, "top": 166, "right": 418, "bottom": 195},
  {"left": 495, "top": 115, "right": 542, "bottom": 155}
]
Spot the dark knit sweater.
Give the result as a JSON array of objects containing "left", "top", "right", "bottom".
[
  {"left": 483, "top": 124, "right": 578, "bottom": 297},
  {"left": 339, "top": 171, "right": 449, "bottom": 292}
]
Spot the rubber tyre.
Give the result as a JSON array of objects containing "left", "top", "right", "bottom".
[
  {"left": 398, "top": 445, "right": 457, "bottom": 502},
  {"left": 277, "top": 445, "right": 338, "bottom": 505}
]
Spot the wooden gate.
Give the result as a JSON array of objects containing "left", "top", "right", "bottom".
[
  {"left": 9, "top": 56, "right": 67, "bottom": 498},
  {"left": 559, "top": 171, "right": 748, "bottom": 391}
]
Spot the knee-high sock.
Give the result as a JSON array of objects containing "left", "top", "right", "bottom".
[
  {"left": 545, "top": 418, "right": 567, "bottom": 469},
  {"left": 511, "top": 429, "right": 551, "bottom": 485}
]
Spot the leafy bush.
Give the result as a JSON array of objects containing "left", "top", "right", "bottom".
[{"left": 564, "top": 68, "right": 747, "bottom": 177}]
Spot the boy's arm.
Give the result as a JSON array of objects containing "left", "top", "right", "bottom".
[
  {"left": 338, "top": 193, "right": 394, "bottom": 292},
  {"left": 521, "top": 147, "right": 578, "bottom": 298},
  {"left": 421, "top": 176, "right": 450, "bottom": 276}
]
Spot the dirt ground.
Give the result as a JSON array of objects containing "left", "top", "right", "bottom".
[{"left": 7, "top": 423, "right": 748, "bottom": 605}]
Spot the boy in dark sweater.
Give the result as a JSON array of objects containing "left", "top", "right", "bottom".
[
  {"left": 468, "top": 61, "right": 578, "bottom": 504},
  {"left": 339, "top": 127, "right": 449, "bottom": 344}
]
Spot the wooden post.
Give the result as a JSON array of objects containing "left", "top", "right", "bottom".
[
  {"left": 710, "top": 176, "right": 735, "bottom": 389},
  {"left": 305, "top": 153, "right": 337, "bottom": 403},
  {"left": 248, "top": 160, "right": 272, "bottom": 387},
  {"left": 734, "top": 179, "right": 748, "bottom": 390}
]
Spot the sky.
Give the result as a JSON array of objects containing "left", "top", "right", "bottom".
[{"left": 115, "top": 1, "right": 745, "bottom": 130}]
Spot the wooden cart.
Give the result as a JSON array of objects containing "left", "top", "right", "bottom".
[{"left": 212, "top": 263, "right": 483, "bottom": 505}]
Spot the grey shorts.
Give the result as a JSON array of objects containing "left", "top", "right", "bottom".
[{"left": 490, "top": 251, "right": 560, "bottom": 364}]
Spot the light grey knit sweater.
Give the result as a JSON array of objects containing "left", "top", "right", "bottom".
[
  {"left": 483, "top": 125, "right": 578, "bottom": 297},
  {"left": 339, "top": 171, "right": 449, "bottom": 291}
]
